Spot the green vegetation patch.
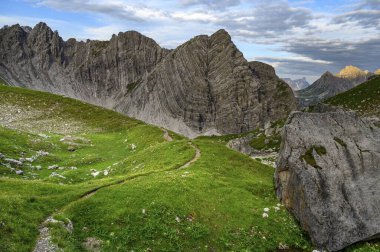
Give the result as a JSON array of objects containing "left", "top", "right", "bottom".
[
  {"left": 0, "top": 75, "right": 7, "bottom": 85},
  {"left": 300, "top": 145, "right": 327, "bottom": 169},
  {"left": 249, "top": 133, "right": 281, "bottom": 151},
  {"left": 334, "top": 137, "right": 347, "bottom": 148},
  {"left": 127, "top": 79, "right": 142, "bottom": 93}
]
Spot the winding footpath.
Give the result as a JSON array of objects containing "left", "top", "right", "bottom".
[{"left": 34, "top": 129, "right": 201, "bottom": 252}]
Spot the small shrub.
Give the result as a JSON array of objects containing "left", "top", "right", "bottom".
[
  {"left": 300, "top": 145, "right": 326, "bottom": 169},
  {"left": 333, "top": 137, "right": 347, "bottom": 148}
]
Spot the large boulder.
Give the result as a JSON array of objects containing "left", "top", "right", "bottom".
[{"left": 275, "top": 111, "right": 380, "bottom": 251}]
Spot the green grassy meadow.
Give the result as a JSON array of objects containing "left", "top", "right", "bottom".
[{"left": 0, "top": 83, "right": 378, "bottom": 251}]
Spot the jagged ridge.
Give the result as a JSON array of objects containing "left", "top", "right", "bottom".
[{"left": 0, "top": 22, "right": 297, "bottom": 137}]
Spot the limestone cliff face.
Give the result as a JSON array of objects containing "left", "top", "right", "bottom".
[
  {"left": 0, "top": 22, "right": 296, "bottom": 137},
  {"left": 0, "top": 23, "right": 168, "bottom": 107},
  {"left": 275, "top": 111, "right": 380, "bottom": 251},
  {"left": 116, "top": 31, "right": 297, "bottom": 137}
]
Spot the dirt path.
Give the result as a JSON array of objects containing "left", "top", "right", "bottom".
[
  {"left": 33, "top": 140, "right": 201, "bottom": 252},
  {"left": 179, "top": 142, "right": 201, "bottom": 169}
]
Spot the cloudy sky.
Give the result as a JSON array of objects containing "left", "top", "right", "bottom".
[{"left": 1, "top": 0, "right": 379, "bottom": 82}]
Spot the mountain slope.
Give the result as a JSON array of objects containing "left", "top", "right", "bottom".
[
  {"left": 0, "top": 84, "right": 312, "bottom": 251},
  {"left": 0, "top": 23, "right": 296, "bottom": 138},
  {"left": 295, "top": 66, "right": 374, "bottom": 107},
  {"left": 325, "top": 76, "right": 380, "bottom": 117}
]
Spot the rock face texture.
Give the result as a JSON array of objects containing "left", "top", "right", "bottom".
[
  {"left": 275, "top": 111, "right": 380, "bottom": 251},
  {"left": 0, "top": 23, "right": 169, "bottom": 107},
  {"left": 0, "top": 22, "right": 297, "bottom": 137},
  {"left": 296, "top": 67, "right": 373, "bottom": 107}
]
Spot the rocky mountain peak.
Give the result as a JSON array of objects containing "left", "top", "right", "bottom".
[
  {"left": 32, "top": 22, "right": 53, "bottom": 34},
  {"left": 322, "top": 71, "right": 334, "bottom": 78},
  {"left": 336, "top": 65, "right": 368, "bottom": 79},
  {"left": 210, "top": 29, "right": 231, "bottom": 41}
]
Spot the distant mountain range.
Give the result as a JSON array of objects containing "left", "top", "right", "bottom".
[
  {"left": 282, "top": 77, "right": 310, "bottom": 91},
  {"left": 295, "top": 65, "right": 376, "bottom": 107}
]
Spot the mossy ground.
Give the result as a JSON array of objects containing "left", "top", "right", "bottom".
[{"left": 0, "top": 84, "right": 378, "bottom": 251}]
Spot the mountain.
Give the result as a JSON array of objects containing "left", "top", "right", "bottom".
[
  {"left": 336, "top": 65, "right": 370, "bottom": 80},
  {"left": 375, "top": 69, "right": 380, "bottom": 75},
  {"left": 0, "top": 22, "right": 297, "bottom": 138},
  {"left": 295, "top": 66, "right": 373, "bottom": 107},
  {"left": 282, "top": 77, "right": 309, "bottom": 90},
  {"left": 325, "top": 76, "right": 380, "bottom": 117}
]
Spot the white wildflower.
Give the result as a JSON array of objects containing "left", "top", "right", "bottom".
[
  {"left": 175, "top": 216, "right": 181, "bottom": 222},
  {"left": 262, "top": 213, "right": 269, "bottom": 218},
  {"left": 274, "top": 206, "right": 280, "bottom": 212},
  {"left": 263, "top": 208, "right": 270, "bottom": 212},
  {"left": 91, "top": 171, "right": 100, "bottom": 177}
]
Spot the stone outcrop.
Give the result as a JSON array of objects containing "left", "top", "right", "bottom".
[
  {"left": 0, "top": 22, "right": 297, "bottom": 137},
  {"left": 275, "top": 111, "right": 380, "bottom": 251}
]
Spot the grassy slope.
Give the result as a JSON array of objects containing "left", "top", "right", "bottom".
[
  {"left": 325, "top": 76, "right": 380, "bottom": 117},
  {"left": 0, "top": 84, "right": 377, "bottom": 251}
]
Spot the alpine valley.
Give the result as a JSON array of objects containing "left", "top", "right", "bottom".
[{"left": 0, "top": 21, "right": 379, "bottom": 252}]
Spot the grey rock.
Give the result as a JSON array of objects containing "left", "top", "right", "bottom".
[
  {"left": 275, "top": 111, "right": 380, "bottom": 251},
  {"left": 48, "top": 165, "right": 59, "bottom": 170},
  {"left": 0, "top": 23, "right": 296, "bottom": 138},
  {"left": 49, "top": 172, "right": 66, "bottom": 179},
  {"left": 227, "top": 134, "right": 255, "bottom": 156},
  {"left": 15, "top": 170, "right": 24, "bottom": 175},
  {"left": 4, "top": 158, "right": 22, "bottom": 166}
]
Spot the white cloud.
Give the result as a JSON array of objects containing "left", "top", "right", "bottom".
[
  {"left": 5, "top": 0, "right": 379, "bottom": 80},
  {"left": 83, "top": 25, "right": 124, "bottom": 40}
]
